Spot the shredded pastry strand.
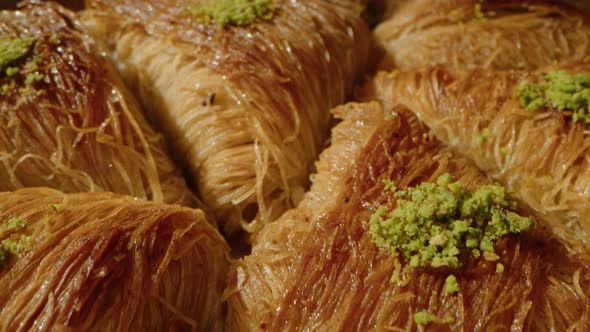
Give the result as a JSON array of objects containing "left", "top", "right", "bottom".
[
  {"left": 226, "top": 103, "right": 590, "bottom": 331},
  {"left": 0, "top": 188, "right": 229, "bottom": 331},
  {"left": 360, "top": 62, "right": 590, "bottom": 261},
  {"left": 374, "top": 0, "right": 590, "bottom": 71},
  {"left": 81, "top": 0, "right": 370, "bottom": 235},
  {"left": 0, "top": 2, "right": 194, "bottom": 207}
]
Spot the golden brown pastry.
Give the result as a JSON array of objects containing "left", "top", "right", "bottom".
[
  {"left": 360, "top": 62, "right": 590, "bottom": 260},
  {"left": 226, "top": 103, "right": 590, "bottom": 331},
  {"left": 81, "top": 0, "right": 370, "bottom": 235},
  {"left": 0, "top": 188, "right": 229, "bottom": 331},
  {"left": 374, "top": 0, "right": 590, "bottom": 71},
  {"left": 0, "top": 2, "right": 194, "bottom": 206}
]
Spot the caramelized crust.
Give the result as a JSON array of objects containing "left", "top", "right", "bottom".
[
  {"left": 82, "top": 0, "right": 370, "bottom": 235},
  {"left": 0, "top": 2, "right": 194, "bottom": 206},
  {"left": 375, "top": 0, "right": 590, "bottom": 71},
  {"left": 0, "top": 188, "right": 229, "bottom": 331},
  {"left": 226, "top": 104, "right": 590, "bottom": 331},
  {"left": 360, "top": 62, "right": 590, "bottom": 261}
]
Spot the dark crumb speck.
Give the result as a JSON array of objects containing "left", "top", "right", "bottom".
[{"left": 202, "top": 92, "right": 216, "bottom": 106}]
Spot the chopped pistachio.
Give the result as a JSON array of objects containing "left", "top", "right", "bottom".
[
  {"left": 0, "top": 217, "right": 26, "bottom": 233},
  {"left": 369, "top": 174, "right": 532, "bottom": 269},
  {"left": 414, "top": 310, "right": 436, "bottom": 325},
  {"left": 25, "top": 72, "right": 44, "bottom": 85},
  {"left": 384, "top": 113, "right": 396, "bottom": 121},
  {"left": 3, "top": 234, "right": 32, "bottom": 255},
  {"left": 41, "top": 216, "right": 51, "bottom": 225},
  {"left": 476, "top": 128, "right": 492, "bottom": 144},
  {"left": 473, "top": 2, "right": 487, "bottom": 22},
  {"left": 443, "top": 275, "right": 460, "bottom": 294},
  {"left": 188, "top": 0, "right": 275, "bottom": 27},
  {"left": 49, "top": 34, "right": 60, "bottom": 44},
  {"left": 5, "top": 66, "right": 18, "bottom": 77},
  {"left": 517, "top": 70, "right": 590, "bottom": 128},
  {"left": 483, "top": 251, "right": 500, "bottom": 261},
  {"left": 383, "top": 179, "right": 397, "bottom": 192},
  {"left": 48, "top": 203, "right": 65, "bottom": 212},
  {"left": 0, "top": 37, "right": 36, "bottom": 71},
  {"left": 500, "top": 147, "right": 508, "bottom": 154},
  {"left": 448, "top": 9, "right": 462, "bottom": 22},
  {"left": 496, "top": 263, "right": 505, "bottom": 273}
]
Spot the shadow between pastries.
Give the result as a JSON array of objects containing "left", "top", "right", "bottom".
[
  {"left": 80, "top": 0, "right": 370, "bottom": 235},
  {"left": 360, "top": 62, "right": 590, "bottom": 262},
  {"left": 374, "top": 0, "right": 590, "bottom": 71},
  {"left": 225, "top": 103, "right": 590, "bottom": 331},
  {"left": 0, "top": 188, "right": 229, "bottom": 331},
  {"left": 0, "top": 2, "right": 195, "bottom": 207}
]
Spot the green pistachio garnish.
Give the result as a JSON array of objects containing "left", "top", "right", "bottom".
[
  {"left": 49, "top": 34, "right": 60, "bottom": 44},
  {"left": 5, "top": 67, "right": 19, "bottom": 77},
  {"left": 188, "top": 0, "right": 275, "bottom": 27},
  {"left": 0, "top": 37, "right": 36, "bottom": 72},
  {"left": 414, "top": 310, "right": 436, "bottom": 325},
  {"left": 476, "top": 128, "right": 492, "bottom": 144},
  {"left": 0, "top": 217, "right": 26, "bottom": 233},
  {"left": 0, "top": 217, "right": 32, "bottom": 266},
  {"left": 443, "top": 274, "right": 460, "bottom": 294},
  {"left": 383, "top": 179, "right": 397, "bottom": 192},
  {"left": 473, "top": 2, "right": 487, "bottom": 22},
  {"left": 48, "top": 204, "right": 65, "bottom": 212},
  {"left": 369, "top": 173, "right": 532, "bottom": 269},
  {"left": 3, "top": 234, "right": 32, "bottom": 255},
  {"left": 25, "top": 72, "right": 44, "bottom": 85},
  {"left": 517, "top": 70, "right": 590, "bottom": 127}
]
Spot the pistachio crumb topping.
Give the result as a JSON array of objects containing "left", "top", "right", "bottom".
[
  {"left": 476, "top": 128, "right": 492, "bottom": 144},
  {"left": 0, "top": 36, "right": 50, "bottom": 96},
  {"left": 414, "top": 310, "right": 436, "bottom": 325},
  {"left": 49, "top": 34, "right": 60, "bottom": 44},
  {"left": 517, "top": 71, "right": 590, "bottom": 128},
  {"left": 368, "top": 173, "right": 532, "bottom": 269},
  {"left": 5, "top": 67, "right": 19, "bottom": 77},
  {"left": 48, "top": 203, "right": 65, "bottom": 213},
  {"left": 473, "top": 3, "right": 486, "bottom": 21},
  {"left": 0, "top": 37, "right": 36, "bottom": 72},
  {"left": 0, "top": 217, "right": 26, "bottom": 233},
  {"left": 3, "top": 234, "right": 32, "bottom": 255},
  {"left": 496, "top": 263, "right": 504, "bottom": 273},
  {"left": 0, "top": 217, "right": 32, "bottom": 266},
  {"left": 25, "top": 72, "right": 44, "bottom": 85},
  {"left": 443, "top": 274, "right": 460, "bottom": 294},
  {"left": 383, "top": 179, "right": 397, "bottom": 192},
  {"left": 187, "top": 0, "right": 275, "bottom": 27}
]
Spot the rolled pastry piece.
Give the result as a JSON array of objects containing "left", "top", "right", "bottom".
[
  {"left": 0, "top": 2, "right": 194, "bottom": 206},
  {"left": 360, "top": 62, "right": 590, "bottom": 260},
  {"left": 81, "top": 0, "right": 370, "bottom": 235},
  {"left": 225, "top": 103, "right": 590, "bottom": 331},
  {"left": 0, "top": 188, "right": 229, "bottom": 331},
  {"left": 374, "top": 0, "right": 590, "bottom": 71}
]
